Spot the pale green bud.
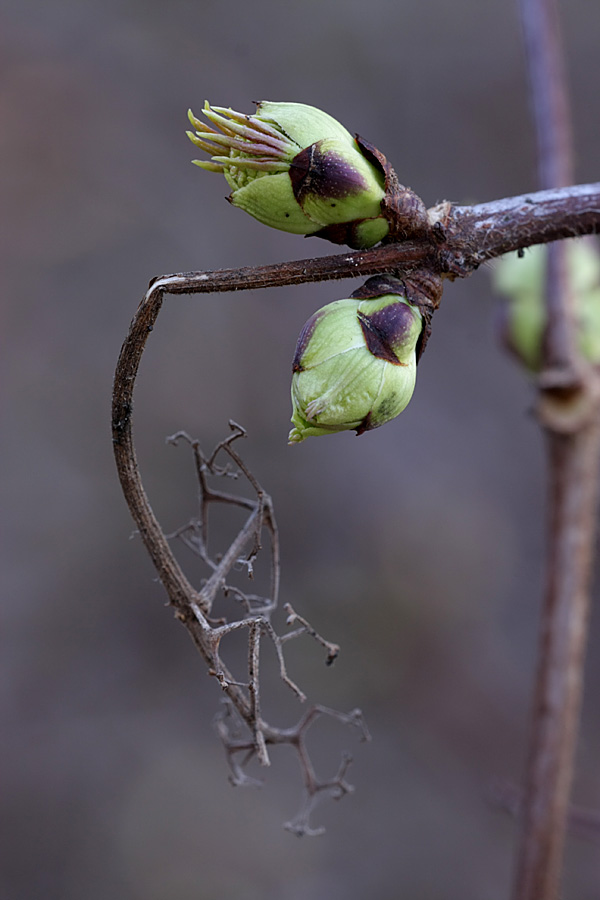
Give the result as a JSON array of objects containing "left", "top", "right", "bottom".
[
  {"left": 187, "top": 101, "right": 389, "bottom": 249},
  {"left": 493, "top": 239, "right": 600, "bottom": 371},
  {"left": 289, "top": 276, "right": 423, "bottom": 443}
]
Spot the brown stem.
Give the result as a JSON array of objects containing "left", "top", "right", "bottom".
[
  {"left": 520, "top": 0, "right": 574, "bottom": 191},
  {"left": 112, "top": 288, "right": 256, "bottom": 723},
  {"left": 112, "top": 288, "right": 195, "bottom": 608},
  {"left": 514, "top": 425, "right": 600, "bottom": 899},
  {"left": 521, "top": 0, "right": 576, "bottom": 376},
  {"left": 512, "top": 2, "right": 600, "bottom": 899}
]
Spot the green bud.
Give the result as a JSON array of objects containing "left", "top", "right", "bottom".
[
  {"left": 493, "top": 239, "right": 600, "bottom": 371},
  {"left": 187, "top": 101, "right": 389, "bottom": 249},
  {"left": 289, "top": 276, "right": 423, "bottom": 443}
]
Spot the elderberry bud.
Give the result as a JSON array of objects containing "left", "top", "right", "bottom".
[
  {"left": 288, "top": 276, "right": 423, "bottom": 443},
  {"left": 187, "top": 101, "right": 389, "bottom": 249},
  {"left": 494, "top": 239, "right": 600, "bottom": 371}
]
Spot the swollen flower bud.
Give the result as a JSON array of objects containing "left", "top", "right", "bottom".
[
  {"left": 187, "top": 101, "right": 389, "bottom": 249},
  {"left": 493, "top": 239, "right": 600, "bottom": 371},
  {"left": 289, "top": 276, "right": 423, "bottom": 443}
]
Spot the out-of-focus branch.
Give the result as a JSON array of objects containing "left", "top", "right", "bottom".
[
  {"left": 521, "top": 0, "right": 574, "bottom": 190},
  {"left": 512, "top": 2, "right": 600, "bottom": 899},
  {"left": 522, "top": 0, "right": 575, "bottom": 376},
  {"left": 490, "top": 778, "right": 600, "bottom": 844}
]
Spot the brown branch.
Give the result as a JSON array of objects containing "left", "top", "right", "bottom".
[
  {"left": 520, "top": 0, "right": 576, "bottom": 376},
  {"left": 512, "top": 3, "right": 600, "bottom": 900},
  {"left": 520, "top": 0, "right": 574, "bottom": 191},
  {"left": 489, "top": 778, "right": 600, "bottom": 844},
  {"left": 513, "top": 425, "right": 600, "bottom": 900},
  {"left": 143, "top": 184, "right": 600, "bottom": 301}
]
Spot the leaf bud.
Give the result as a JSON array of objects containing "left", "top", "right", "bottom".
[
  {"left": 288, "top": 276, "right": 423, "bottom": 443},
  {"left": 493, "top": 239, "right": 600, "bottom": 371},
  {"left": 187, "top": 101, "right": 390, "bottom": 249}
]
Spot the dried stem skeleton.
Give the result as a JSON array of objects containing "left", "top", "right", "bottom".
[{"left": 162, "top": 425, "right": 367, "bottom": 829}]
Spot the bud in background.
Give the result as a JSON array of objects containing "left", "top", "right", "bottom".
[
  {"left": 187, "top": 101, "right": 390, "bottom": 249},
  {"left": 493, "top": 239, "right": 600, "bottom": 372},
  {"left": 289, "top": 276, "right": 424, "bottom": 443}
]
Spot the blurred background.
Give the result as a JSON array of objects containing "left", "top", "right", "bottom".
[{"left": 2, "top": 1, "right": 600, "bottom": 897}]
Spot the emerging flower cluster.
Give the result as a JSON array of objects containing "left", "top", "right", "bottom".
[
  {"left": 188, "top": 101, "right": 432, "bottom": 441},
  {"left": 187, "top": 101, "right": 390, "bottom": 250}
]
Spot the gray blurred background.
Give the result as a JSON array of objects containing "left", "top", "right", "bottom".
[{"left": 2, "top": 1, "right": 600, "bottom": 898}]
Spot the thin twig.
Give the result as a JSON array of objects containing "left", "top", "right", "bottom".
[
  {"left": 512, "top": 3, "right": 600, "bottom": 899},
  {"left": 283, "top": 603, "right": 340, "bottom": 666}
]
